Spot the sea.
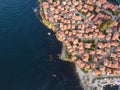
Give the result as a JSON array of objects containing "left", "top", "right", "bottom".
[{"left": 0, "top": 0, "right": 119, "bottom": 90}]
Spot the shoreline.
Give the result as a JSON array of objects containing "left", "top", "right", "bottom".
[
  {"left": 75, "top": 64, "right": 88, "bottom": 90},
  {"left": 37, "top": 1, "right": 88, "bottom": 89},
  {"left": 59, "top": 44, "right": 88, "bottom": 90},
  {"left": 37, "top": 0, "right": 120, "bottom": 90},
  {"left": 37, "top": 0, "right": 56, "bottom": 32}
]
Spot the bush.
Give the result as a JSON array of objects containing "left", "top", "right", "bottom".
[{"left": 99, "top": 19, "right": 114, "bottom": 31}]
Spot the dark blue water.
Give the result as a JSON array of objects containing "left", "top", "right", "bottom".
[
  {"left": 0, "top": 0, "right": 82, "bottom": 90},
  {"left": 0, "top": 0, "right": 119, "bottom": 90}
]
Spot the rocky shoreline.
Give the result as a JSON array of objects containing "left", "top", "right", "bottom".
[
  {"left": 37, "top": 0, "right": 120, "bottom": 90},
  {"left": 37, "top": 0, "right": 88, "bottom": 90}
]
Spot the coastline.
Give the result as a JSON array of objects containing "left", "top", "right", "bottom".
[
  {"left": 38, "top": 0, "right": 56, "bottom": 31},
  {"left": 76, "top": 64, "right": 88, "bottom": 90},
  {"left": 37, "top": 0, "right": 87, "bottom": 89},
  {"left": 37, "top": 0, "right": 120, "bottom": 90}
]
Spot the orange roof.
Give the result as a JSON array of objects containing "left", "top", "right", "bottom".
[
  {"left": 42, "top": 2, "right": 49, "bottom": 9},
  {"left": 94, "top": 70, "right": 102, "bottom": 76}
]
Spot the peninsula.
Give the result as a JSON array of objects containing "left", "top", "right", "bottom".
[{"left": 38, "top": 0, "right": 120, "bottom": 90}]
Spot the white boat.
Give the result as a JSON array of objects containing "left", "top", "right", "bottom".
[
  {"left": 33, "top": 7, "right": 38, "bottom": 13},
  {"left": 48, "top": 32, "right": 51, "bottom": 36},
  {"left": 52, "top": 74, "right": 57, "bottom": 77}
]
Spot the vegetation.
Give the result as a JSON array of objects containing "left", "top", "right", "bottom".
[
  {"left": 99, "top": 19, "right": 114, "bottom": 31},
  {"left": 113, "top": 10, "right": 119, "bottom": 15},
  {"left": 86, "top": 49, "right": 90, "bottom": 53},
  {"left": 88, "top": 56, "right": 93, "bottom": 62},
  {"left": 69, "top": 41, "right": 73, "bottom": 46},
  {"left": 90, "top": 6, "right": 97, "bottom": 15},
  {"left": 83, "top": 39, "right": 94, "bottom": 43},
  {"left": 76, "top": 55, "right": 81, "bottom": 59},
  {"left": 118, "top": 35, "right": 120, "bottom": 40},
  {"left": 65, "top": 48, "right": 72, "bottom": 59},
  {"left": 91, "top": 43, "right": 96, "bottom": 50},
  {"left": 108, "top": 57, "right": 113, "bottom": 61},
  {"left": 78, "top": 10, "right": 87, "bottom": 16},
  {"left": 40, "top": 7, "right": 54, "bottom": 30},
  {"left": 81, "top": 68, "right": 88, "bottom": 74},
  {"left": 108, "top": 8, "right": 119, "bottom": 15}
]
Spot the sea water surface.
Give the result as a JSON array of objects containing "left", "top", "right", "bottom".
[
  {"left": 0, "top": 0, "right": 81, "bottom": 90},
  {"left": 0, "top": 0, "right": 119, "bottom": 90}
]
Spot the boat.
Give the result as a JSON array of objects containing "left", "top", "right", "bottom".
[
  {"left": 48, "top": 32, "right": 51, "bottom": 36},
  {"left": 33, "top": 7, "right": 38, "bottom": 13},
  {"left": 52, "top": 74, "right": 57, "bottom": 77}
]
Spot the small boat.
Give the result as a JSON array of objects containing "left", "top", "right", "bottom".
[
  {"left": 48, "top": 32, "right": 51, "bottom": 36},
  {"left": 52, "top": 74, "right": 57, "bottom": 77},
  {"left": 33, "top": 7, "right": 38, "bottom": 13}
]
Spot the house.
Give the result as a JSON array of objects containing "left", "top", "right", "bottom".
[
  {"left": 73, "top": 38, "right": 79, "bottom": 45},
  {"left": 86, "top": 12, "right": 91, "bottom": 17},
  {"left": 79, "top": 48, "right": 84, "bottom": 54},
  {"left": 96, "top": 1, "right": 102, "bottom": 7},
  {"left": 72, "top": 30, "right": 77, "bottom": 36},
  {"left": 91, "top": 63, "right": 96, "bottom": 69},
  {"left": 113, "top": 21, "right": 119, "bottom": 26},
  {"left": 111, "top": 41, "right": 119, "bottom": 47},
  {"left": 65, "top": 30, "right": 69, "bottom": 35},
  {"left": 95, "top": 7, "right": 101, "bottom": 13},
  {"left": 76, "top": 60, "right": 82, "bottom": 66},
  {"left": 97, "top": 32, "right": 105, "bottom": 39},
  {"left": 105, "top": 35, "right": 111, "bottom": 41},
  {"left": 67, "top": 1, "right": 72, "bottom": 6},
  {"left": 90, "top": 50, "right": 95, "bottom": 55},
  {"left": 89, "top": 14, "right": 95, "bottom": 20},
  {"left": 94, "top": 70, "right": 102, "bottom": 76},
  {"left": 112, "top": 32, "right": 119, "bottom": 40},
  {"left": 116, "top": 47, "right": 120, "bottom": 52},
  {"left": 42, "top": 2, "right": 49, "bottom": 9},
  {"left": 100, "top": 65, "right": 106, "bottom": 71},
  {"left": 96, "top": 49, "right": 102, "bottom": 55},
  {"left": 84, "top": 33, "right": 89, "bottom": 38},
  {"left": 49, "top": 17, "right": 54, "bottom": 23},
  {"left": 82, "top": 53, "right": 89, "bottom": 61},
  {"left": 76, "top": 5, "right": 82, "bottom": 10},
  {"left": 85, "top": 64, "right": 91, "bottom": 69},
  {"left": 93, "top": 32, "right": 98, "bottom": 37},
  {"left": 49, "top": 0, "right": 53, "bottom": 3},
  {"left": 44, "top": 13, "right": 49, "bottom": 20},
  {"left": 106, "top": 68, "right": 112, "bottom": 75},
  {"left": 76, "top": 33, "right": 82, "bottom": 38},
  {"left": 97, "top": 42, "right": 104, "bottom": 48},
  {"left": 71, "top": 56, "right": 77, "bottom": 61},
  {"left": 88, "top": 6, "right": 94, "bottom": 11},
  {"left": 62, "top": 1, "right": 67, "bottom": 5},
  {"left": 80, "top": 61, "right": 85, "bottom": 68},
  {"left": 84, "top": 43, "right": 92, "bottom": 49}
]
